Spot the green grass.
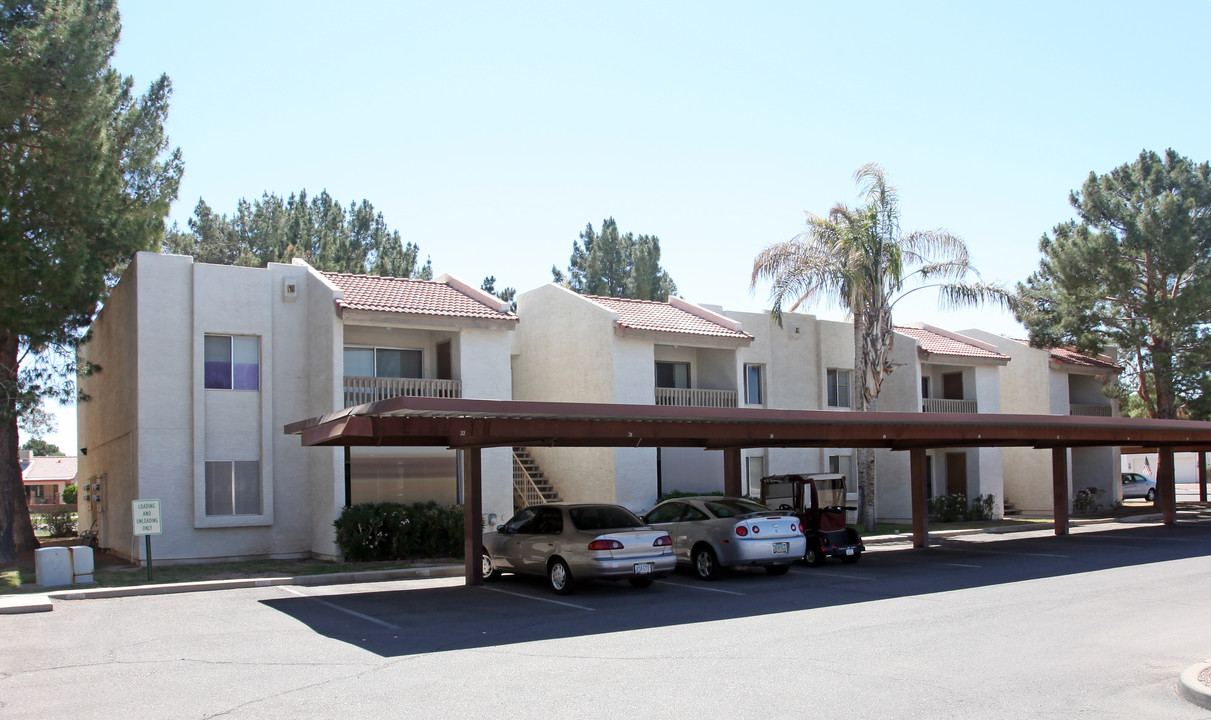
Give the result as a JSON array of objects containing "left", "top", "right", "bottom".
[
  {"left": 852, "top": 518, "right": 1050, "bottom": 536},
  {"left": 0, "top": 556, "right": 455, "bottom": 595}
]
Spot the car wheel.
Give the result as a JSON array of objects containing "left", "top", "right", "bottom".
[
  {"left": 841, "top": 553, "right": 861, "bottom": 565},
  {"left": 481, "top": 548, "right": 499, "bottom": 582},
  {"left": 765, "top": 564, "right": 791, "bottom": 576},
  {"left": 804, "top": 545, "right": 825, "bottom": 567},
  {"left": 547, "top": 557, "right": 575, "bottom": 595},
  {"left": 628, "top": 576, "right": 655, "bottom": 589},
  {"left": 1146, "top": 488, "right": 1156, "bottom": 502},
  {"left": 693, "top": 545, "right": 720, "bottom": 580}
]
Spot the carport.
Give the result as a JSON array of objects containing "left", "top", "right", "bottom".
[{"left": 285, "top": 397, "right": 1211, "bottom": 585}]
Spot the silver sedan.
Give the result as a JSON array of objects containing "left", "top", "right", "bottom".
[
  {"left": 481, "top": 503, "right": 675, "bottom": 594},
  {"left": 643, "top": 496, "right": 807, "bottom": 580}
]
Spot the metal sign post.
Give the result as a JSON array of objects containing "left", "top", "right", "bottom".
[{"left": 132, "top": 499, "right": 162, "bottom": 582}]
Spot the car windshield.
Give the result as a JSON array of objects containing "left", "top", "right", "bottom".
[
  {"left": 569, "top": 505, "right": 644, "bottom": 531},
  {"left": 703, "top": 498, "right": 770, "bottom": 518}
]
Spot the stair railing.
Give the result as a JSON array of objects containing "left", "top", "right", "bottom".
[{"left": 512, "top": 452, "right": 548, "bottom": 509}]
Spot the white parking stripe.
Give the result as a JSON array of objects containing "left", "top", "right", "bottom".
[
  {"left": 940, "top": 562, "right": 982, "bottom": 568},
  {"left": 789, "top": 569, "right": 874, "bottom": 581},
  {"left": 655, "top": 580, "right": 746, "bottom": 596},
  {"left": 279, "top": 586, "right": 403, "bottom": 629},
  {"left": 943, "top": 548, "right": 1069, "bottom": 559},
  {"left": 483, "top": 586, "right": 596, "bottom": 610}
]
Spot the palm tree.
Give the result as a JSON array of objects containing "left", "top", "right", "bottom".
[{"left": 751, "top": 163, "right": 1011, "bottom": 532}]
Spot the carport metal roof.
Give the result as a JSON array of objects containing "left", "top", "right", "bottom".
[{"left": 285, "top": 397, "right": 1211, "bottom": 585}]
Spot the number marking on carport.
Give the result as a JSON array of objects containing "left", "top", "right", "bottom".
[
  {"left": 279, "top": 586, "right": 402, "bottom": 630},
  {"left": 483, "top": 586, "right": 596, "bottom": 611},
  {"left": 655, "top": 579, "right": 745, "bottom": 595}
]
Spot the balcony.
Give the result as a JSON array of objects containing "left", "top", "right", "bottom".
[
  {"left": 655, "top": 387, "right": 738, "bottom": 408},
  {"left": 343, "top": 376, "right": 462, "bottom": 407},
  {"left": 1070, "top": 403, "right": 1113, "bottom": 417},
  {"left": 922, "top": 398, "right": 978, "bottom": 413}
]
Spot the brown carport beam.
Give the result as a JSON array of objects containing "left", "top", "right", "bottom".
[{"left": 283, "top": 397, "right": 1211, "bottom": 586}]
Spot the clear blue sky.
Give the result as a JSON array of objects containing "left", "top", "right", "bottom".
[{"left": 28, "top": 0, "right": 1211, "bottom": 453}]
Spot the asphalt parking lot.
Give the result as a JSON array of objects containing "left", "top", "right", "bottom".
[{"left": 4, "top": 517, "right": 1211, "bottom": 719}]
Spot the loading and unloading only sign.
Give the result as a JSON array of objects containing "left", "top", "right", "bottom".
[{"left": 132, "top": 499, "right": 163, "bottom": 536}]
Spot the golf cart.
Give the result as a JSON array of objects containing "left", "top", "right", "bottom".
[{"left": 760, "top": 473, "right": 864, "bottom": 566}]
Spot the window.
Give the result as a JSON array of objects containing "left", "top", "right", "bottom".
[
  {"left": 204, "top": 460, "right": 262, "bottom": 515},
  {"left": 204, "top": 335, "right": 260, "bottom": 390},
  {"left": 827, "top": 368, "right": 851, "bottom": 408},
  {"left": 745, "top": 364, "right": 764, "bottom": 405},
  {"left": 829, "top": 454, "right": 854, "bottom": 482},
  {"left": 344, "top": 347, "right": 422, "bottom": 379},
  {"left": 746, "top": 455, "right": 766, "bottom": 497},
  {"left": 655, "top": 361, "right": 690, "bottom": 389}
]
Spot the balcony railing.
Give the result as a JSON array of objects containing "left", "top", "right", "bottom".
[
  {"left": 655, "top": 387, "right": 738, "bottom": 408},
  {"left": 1070, "top": 403, "right": 1113, "bottom": 417},
  {"left": 922, "top": 398, "right": 978, "bottom": 413},
  {"left": 343, "top": 376, "right": 462, "bottom": 407}
]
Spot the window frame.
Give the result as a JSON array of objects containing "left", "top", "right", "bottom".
[
  {"left": 655, "top": 361, "right": 691, "bottom": 389},
  {"left": 343, "top": 345, "right": 424, "bottom": 379},
  {"left": 204, "top": 335, "right": 261, "bottom": 391},
  {"left": 204, "top": 460, "right": 263, "bottom": 517},
  {"left": 827, "top": 368, "right": 852, "bottom": 409},
  {"left": 744, "top": 363, "right": 764, "bottom": 405}
]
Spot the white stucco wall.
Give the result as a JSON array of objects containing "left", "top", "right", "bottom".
[
  {"left": 513, "top": 284, "right": 619, "bottom": 503},
  {"left": 77, "top": 252, "right": 145, "bottom": 556}
]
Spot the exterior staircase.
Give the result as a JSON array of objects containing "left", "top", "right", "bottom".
[
  {"left": 512, "top": 447, "right": 561, "bottom": 511},
  {"left": 1003, "top": 500, "right": 1022, "bottom": 516}
]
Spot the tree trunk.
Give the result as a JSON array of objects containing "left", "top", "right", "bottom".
[
  {"left": 0, "top": 333, "right": 38, "bottom": 563},
  {"left": 852, "top": 315, "right": 878, "bottom": 533}
]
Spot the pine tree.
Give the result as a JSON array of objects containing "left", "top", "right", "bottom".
[{"left": 0, "top": 0, "right": 183, "bottom": 561}]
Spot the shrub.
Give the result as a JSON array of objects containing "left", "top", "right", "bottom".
[
  {"left": 333, "top": 502, "right": 464, "bottom": 562},
  {"left": 1073, "top": 486, "right": 1102, "bottom": 514},
  {"left": 62, "top": 485, "right": 78, "bottom": 504},
  {"left": 927, "top": 493, "right": 967, "bottom": 523},
  {"left": 40, "top": 510, "right": 77, "bottom": 537},
  {"left": 927, "top": 493, "right": 998, "bottom": 523},
  {"left": 968, "top": 493, "right": 996, "bottom": 521},
  {"left": 657, "top": 489, "right": 724, "bottom": 503}
]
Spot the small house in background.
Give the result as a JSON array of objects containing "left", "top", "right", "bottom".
[{"left": 20, "top": 451, "right": 77, "bottom": 506}]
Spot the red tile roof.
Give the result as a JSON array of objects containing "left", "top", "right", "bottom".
[
  {"left": 585, "top": 296, "right": 752, "bottom": 340},
  {"left": 322, "top": 273, "right": 517, "bottom": 323},
  {"left": 896, "top": 325, "right": 1009, "bottom": 361},
  {"left": 21, "top": 456, "right": 77, "bottom": 483},
  {"left": 1007, "top": 340, "right": 1123, "bottom": 373},
  {"left": 1047, "top": 346, "right": 1122, "bottom": 372}
]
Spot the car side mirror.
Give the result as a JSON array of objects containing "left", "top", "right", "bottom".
[{"left": 496, "top": 525, "right": 506, "bottom": 532}]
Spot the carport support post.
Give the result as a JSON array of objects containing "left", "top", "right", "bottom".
[
  {"left": 1051, "top": 447, "right": 1069, "bottom": 536},
  {"left": 463, "top": 447, "right": 483, "bottom": 586},
  {"left": 1157, "top": 446, "right": 1176, "bottom": 525},
  {"left": 910, "top": 448, "right": 928, "bottom": 549},
  {"left": 723, "top": 447, "right": 742, "bottom": 497},
  {"left": 1199, "top": 450, "right": 1207, "bottom": 503}
]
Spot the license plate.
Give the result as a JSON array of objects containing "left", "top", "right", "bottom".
[
  {"left": 845, "top": 548, "right": 854, "bottom": 556},
  {"left": 773, "top": 542, "right": 789, "bottom": 554},
  {"left": 634, "top": 562, "right": 654, "bottom": 574}
]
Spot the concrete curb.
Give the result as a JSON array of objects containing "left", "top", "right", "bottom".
[
  {"left": 1, "top": 564, "right": 465, "bottom": 613},
  {"left": 0, "top": 593, "right": 52, "bottom": 614},
  {"left": 1179, "top": 662, "right": 1211, "bottom": 710}
]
